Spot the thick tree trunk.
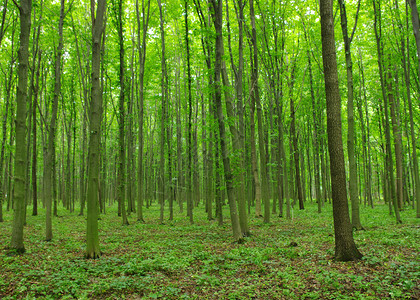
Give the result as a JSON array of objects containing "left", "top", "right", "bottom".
[
  {"left": 86, "top": 0, "right": 106, "bottom": 259},
  {"left": 320, "top": 0, "right": 362, "bottom": 261},
  {"left": 10, "top": 0, "right": 32, "bottom": 254}
]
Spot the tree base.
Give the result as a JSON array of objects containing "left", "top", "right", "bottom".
[
  {"left": 85, "top": 251, "right": 101, "bottom": 259},
  {"left": 6, "top": 247, "right": 25, "bottom": 256}
]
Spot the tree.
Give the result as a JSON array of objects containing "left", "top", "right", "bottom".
[
  {"left": 407, "top": 0, "right": 420, "bottom": 218},
  {"left": 338, "top": 0, "right": 363, "bottom": 230},
  {"left": 372, "top": 0, "right": 402, "bottom": 223},
  {"left": 319, "top": 0, "right": 362, "bottom": 261},
  {"left": 211, "top": 0, "right": 242, "bottom": 242},
  {"left": 10, "top": 0, "right": 32, "bottom": 254},
  {"left": 250, "top": 0, "right": 271, "bottom": 222},
  {"left": 157, "top": 0, "right": 168, "bottom": 224},
  {"left": 86, "top": 0, "right": 107, "bottom": 259},
  {"left": 113, "top": 0, "right": 129, "bottom": 226},
  {"left": 135, "top": 0, "right": 150, "bottom": 223},
  {"left": 185, "top": 0, "right": 193, "bottom": 224},
  {"left": 45, "top": 0, "right": 66, "bottom": 241}
]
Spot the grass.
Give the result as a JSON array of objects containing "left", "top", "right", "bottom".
[{"left": 0, "top": 200, "right": 419, "bottom": 299}]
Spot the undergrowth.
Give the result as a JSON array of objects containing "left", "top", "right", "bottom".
[{"left": 0, "top": 201, "right": 419, "bottom": 299}]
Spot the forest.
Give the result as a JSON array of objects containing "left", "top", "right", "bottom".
[{"left": 0, "top": 0, "right": 419, "bottom": 298}]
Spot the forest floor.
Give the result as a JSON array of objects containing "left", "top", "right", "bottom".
[{"left": 0, "top": 201, "right": 419, "bottom": 299}]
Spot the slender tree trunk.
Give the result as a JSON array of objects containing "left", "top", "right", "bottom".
[
  {"left": 288, "top": 65, "right": 304, "bottom": 211},
  {"left": 338, "top": 0, "right": 363, "bottom": 230},
  {"left": 308, "top": 52, "right": 322, "bottom": 213},
  {"left": 320, "top": 0, "right": 362, "bottom": 261},
  {"left": 115, "top": 0, "right": 128, "bottom": 226},
  {"left": 185, "top": 0, "right": 194, "bottom": 224},
  {"left": 127, "top": 41, "right": 135, "bottom": 215},
  {"left": 250, "top": 0, "right": 270, "bottom": 222},
  {"left": 373, "top": 0, "right": 402, "bottom": 223},
  {"left": 135, "top": 0, "right": 150, "bottom": 223},
  {"left": 0, "top": 2, "right": 9, "bottom": 219},
  {"left": 407, "top": 0, "right": 420, "bottom": 217},
  {"left": 175, "top": 58, "right": 184, "bottom": 214},
  {"left": 45, "top": 0, "right": 65, "bottom": 241},
  {"left": 409, "top": 0, "right": 420, "bottom": 81},
  {"left": 357, "top": 48, "right": 373, "bottom": 208},
  {"left": 387, "top": 67, "right": 404, "bottom": 211},
  {"left": 211, "top": 0, "right": 241, "bottom": 242},
  {"left": 32, "top": 49, "right": 41, "bottom": 216},
  {"left": 0, "top": 36, "right": 15, "bottom": 222},
  {"left": 158, "top": 0, "right": 167, "bottom": 224}
]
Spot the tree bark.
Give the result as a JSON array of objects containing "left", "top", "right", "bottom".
[
  {"left": 158, "top": 0, "right": 167, "bottom": 224},
  {"left": 373, "top": 0, "right": 402, "bottom": 223},
  {"left": 0, "top": 34, "right": 15, "bottom": 222},
  {"left": 338, "top": 0, "right": 363, "bottom": 230},
  {"left": 185, "top": 0, "right": 193, "bottom": 224},
  {"left": 387, "top": 67, "right": 404, "bottom": 211},
  {"left": 407, "top": 0, "right": 420, "bottom": 217},
  {"left": 288, "top": 61, "right": 304, "bottom": 211},
  {"left": 32, "top": 49, "right": 42, "bottom": 216},
  {"left": 211, "top": 0, "right": 241, "bottom": 242},
  {"left": 86, "top": 0, "right": 106, "bottom": 259},
  {"left": 320, "top": 0, "right": 362, "bottom": 261},
  {"left": 135, "top": 0, "right": 150, "bottom": 223},
  {"left": 10, "top": 0, "right": 32, "bottom": 254},
  {"left": 114, "top": 0, "right": 129, "bottom": 226},
  {"left": 44, "top": 0, "right": 65, "bottom": 241}
]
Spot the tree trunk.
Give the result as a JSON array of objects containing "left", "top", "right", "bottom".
[
  {"left": 158, "top": 0, "right": 167, "bottom": 224},
  {"left": 320, "top": 0, "right": 362, "bottom": 261},
  {"left": 185, "top": 0, "right": 194, "bottom": 224},
  {"left": 373, "top": 0, "right": 402, "bottom": 223},
  {"left": 0, "top": 36, "right": 15, "bottom": 222},
  {"left": 357, "top": 48, "right": 373, "bottom": 208},
  {"left": 135, "top": 0, "right": 150, "bottom": 223},
  {"left": 10, "top": 0, "right": 32, "bottom": 254},
  {"left": 115, "top": 0, "right": 128, "bottom": 226},
  {"left": 407, "top": 0, "right": 420, "bottom": 217},
  {"left": 86, "top": 0, "right": 106, "bottom": 259},
  {"left": 288, "top": 65, "right": 304, "bottom": 211},
  {"left": 211, "top": 0, "right": 241, "bottom": 242},
  {"left": 308, "top": 52, "right": 322, "bottom": 213},
  {"left": 387, "top": 67, "right": 404, "bottom": 211},
  {"left": 45, "top": 0, "right": 65, "bottom": 241},
  {"left": 32, "top": 49, "right": 42, "bottom": 216},
  {"left": 249, "top": 0, "right": 270, "bottom": 222},
  {"left": 338, "top": 0, "right": 363, "bottom": 230}
]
